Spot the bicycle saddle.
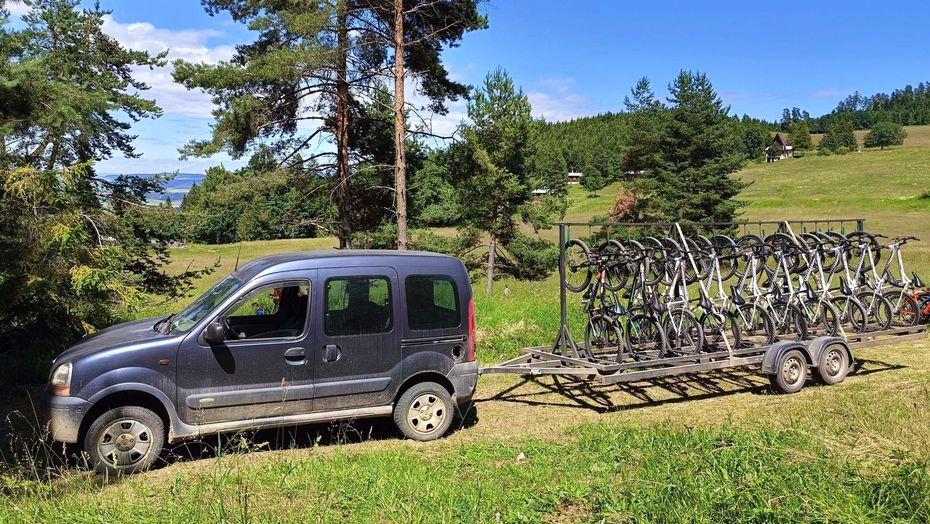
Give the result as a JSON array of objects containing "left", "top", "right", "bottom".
[
  {"left": 699, "top": 291, "right": 714, "bottom": 312},
  {"left": 886, "top": 273, "right": 906, "bottom": 288},
  {"left": 771, "top": 284, "right": 787, "bottom": 304},
  {"left": 914, "top": 272, "right": 925, "bottom": 288},
  {"left": 730, "top": 285, "right": 746, "bottom": 306},
  {"left": 839, "top": 277, "right": 853, "bottom": 296}
]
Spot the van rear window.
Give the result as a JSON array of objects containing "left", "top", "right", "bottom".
[
  {"left": 405, "top": 276, "right": 460, "bottom": 331},
  {"left": 325, "top": 277, "right": 392, "bottom": 336}
]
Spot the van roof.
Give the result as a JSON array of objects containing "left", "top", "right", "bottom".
[{"left": 232, "top": 250, "right": 462, "bottom": 281}]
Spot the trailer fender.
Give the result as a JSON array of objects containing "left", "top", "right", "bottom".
[
  {"left": 806, "top": 337, "right": 854, "bottom": 369},
  {"left": 761, "top": 341, "right": 810, "bottom": 375},
  {"left": 806, "top": 336, "right": 856, "bottom": 376}
]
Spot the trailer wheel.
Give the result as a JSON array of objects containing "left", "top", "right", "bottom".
[
  {"left": 768, "top": 349, "right": 808, "bottom": 394},
  {"left": 814, "top": 344, "right": 849, "bottom": 385}
]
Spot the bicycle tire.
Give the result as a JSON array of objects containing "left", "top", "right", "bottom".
[{"left": 563, "top": 239, "right": 592, "bottom": 293}]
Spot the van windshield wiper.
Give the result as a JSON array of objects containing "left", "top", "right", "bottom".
[{"left": 155, "top": 313, "right": 176, "bottom": 334}]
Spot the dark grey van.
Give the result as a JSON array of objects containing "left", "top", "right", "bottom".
[{"left": 43, "top": 251, "right": 478, "bottom": 474}]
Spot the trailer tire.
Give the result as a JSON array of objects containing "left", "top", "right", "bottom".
[
  {"left": 768, "top": 349, "right": 808, "bottom": 394},
  {"left": 813, "top": 343, "right": 849, "bottom": 385}
]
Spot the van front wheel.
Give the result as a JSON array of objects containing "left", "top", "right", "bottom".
[
  {"left": 84, "top": 406, "right": 164, "bottom": 475},
  {"left": 394, "top": 382, "right": 454, "bottom": 441}
]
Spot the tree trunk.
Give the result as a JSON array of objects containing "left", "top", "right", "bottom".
[
  {"left": 393, "top": 0, "right": 408, "bottom": 250},
  {"left": 335, "top": 0, "right": 353, "bottom": 249},
  {"left": 486, "top": 233, "right": 496, "bottom": 296}
]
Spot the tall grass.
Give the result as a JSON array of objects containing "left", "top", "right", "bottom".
[{"left": 4, "top": 423, "right": 929, "bottom": 522}]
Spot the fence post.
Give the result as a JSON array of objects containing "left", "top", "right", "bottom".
[{"left": 558, "top": 223, "right": 568, "bottom": 355}]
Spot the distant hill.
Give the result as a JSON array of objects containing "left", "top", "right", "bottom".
[{"left": 98, "top": 173, "right": 205, "bottom": 206}]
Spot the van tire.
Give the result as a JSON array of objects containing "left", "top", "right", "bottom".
[
  {"left": 83, "top": 406, "right": 165, "bottom": 476},
  {"left": 394, "top": 382, "right": 454, "bottom": 441}
]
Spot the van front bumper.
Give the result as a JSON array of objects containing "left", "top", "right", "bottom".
[
  {"left": 42, "top": 391, "right": 92, "bottom": 444},
  {"left": 448, "top": 361, "right": 478, "bottom": 404}
]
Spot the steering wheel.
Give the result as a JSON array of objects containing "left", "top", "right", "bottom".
[{"left": 220, "top": 316, "right": 240, "bottom": 339}]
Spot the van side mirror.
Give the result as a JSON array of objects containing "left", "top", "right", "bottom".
[{"left": 204, "top": 320, "right": 227, "bottom": 344}]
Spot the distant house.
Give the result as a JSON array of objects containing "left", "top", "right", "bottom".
[
  {"left": 766, "top": 132, "right": 794, "bottom": 162},
  {"left": 567, "top": 171, "right": 583, "bottom": 184},
  {"left": 532, "top": 188, "right": 551, "bottom": 200}
]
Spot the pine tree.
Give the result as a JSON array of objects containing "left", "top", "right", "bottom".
[
  {"left": 630, "top": 71, "right": 747, "bottom": 224},
  {"left": 789, "top": 120, "right": 813, "bottom": 151},
  {"left": 580, "top": 164, "right": 606, "bottom": 196},
  {"left": 0, "top": 1, "right": 209, "bottom": 366},
  {"left": 620, "top": 77, "right": 665, "bottom": 175},
  {"left": 352, "top": 0, "right": 485, "bottom": 249},
  {"left": 819, "top": 114, "right": 858, "bottom": 153},
  {"left": 455, "top": 69, "right": 559, "bottom": 295},
  {"left": 740, "top": 115, "right": 773, "bottom": 161}
]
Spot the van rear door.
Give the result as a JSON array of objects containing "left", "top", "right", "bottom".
[{"left": 312, "top": 267, "right": 401, "bottom": 411}]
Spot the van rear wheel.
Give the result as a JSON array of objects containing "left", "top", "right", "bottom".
[
  {"left": 84, "top": 406, "right": 164, "bottom": 476},
  {"left": 394, "top": 382, "right": 453, "bottom": 441}
]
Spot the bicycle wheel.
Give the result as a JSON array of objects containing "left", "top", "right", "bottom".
[
  {"left": 771, "top": 303, "right": 808, "bottom": 340},
  {"left": 599, "top": 239, "right": 629, "bottom": 292},
  {"left": 736, "top": 304, "right": 776, "bottom": 347},
  {"left": 765, "top": 232, "right": 801, "bottom": 276},
  {"left": 684, "top": 236, "right": 711, "bottom": 282},
  {"left": 585, "top": 315, "right": 628, "bottom": 362},
  {"left": 884, "top": 291, "right": 921, "bottom": 326},
  {"left": 830, "top": 296, "right": 868, "bottom": 333},
  {"left": 664, "top": 308, "right": 704, "bottom": 355},
  {"left": 699, "top": 311, "right": 742, "bottom": 351},
  {"left": 712, "top": 234, "right": 739, "bottom": 281},
  {"left": 642, "top": 237, "right": 669, "bottom": 285},
  {"left": 848, "top": 231, "right": 882, "bottom": 268},
  {"left": 735, "top": 234, "right": 765, "bottom": 278},
  {"left": 563, "top": 239, "right": 592, "bottom": 293},
  {"left": 808, "top": 301, "right": 839, "bottom": 337},
  {"left": 857, "top": 291, "right": 893, "bottom": 330},
  {"left": 627, "top": 314, "right": 668, "bottom": 359}
]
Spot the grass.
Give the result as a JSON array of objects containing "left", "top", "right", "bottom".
[
  {"left": 6, "top": 422, "right": 930, "bottom": 522},
  {"left": 5, "top": 128, "right": 930, "bottom": 522}
]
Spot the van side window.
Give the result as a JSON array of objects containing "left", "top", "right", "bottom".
[
  {"left": 325, "top": 277, "right": 392, "bottom": 336},
  {"left": 405, "top": 275, "right": 460, "bottom": 331},
  {"left": 223, "top": 281, "right": 310, "bottom": 340}
]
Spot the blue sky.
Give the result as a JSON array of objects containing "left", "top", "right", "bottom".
[{"left": 6, "top": 0, "right": 930, "bottom": 174}]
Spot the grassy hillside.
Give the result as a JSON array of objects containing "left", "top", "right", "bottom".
[{"left": 6, "top": 128, "right": 930, "bottom": 522}]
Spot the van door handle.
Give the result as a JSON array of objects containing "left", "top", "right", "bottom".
[
  {"left": 323, "top": 344, "right": 341, "bottom": 363},
  {"left": 284, "top": 347, "right": 307, "bottom": 363}
]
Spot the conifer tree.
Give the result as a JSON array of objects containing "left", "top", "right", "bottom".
[
  {"left": 455, "top": 69, "right": 559, "bottom": 294},
  {"left": 789, "top": 120, "right": 813, "bottom": 150},
  {"left": 630, "top": 71, "right": 747, "bottom": 224}
]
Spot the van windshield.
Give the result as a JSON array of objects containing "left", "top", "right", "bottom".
[{"left": 168, "top": 276, "right": 243, "bottom": 333}]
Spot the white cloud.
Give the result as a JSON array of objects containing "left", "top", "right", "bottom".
[
  {"left": 527, "top": 91, "right": 590, "bottom": 122},
  {"left": 100, "top": 15, "right": 237, "bottom": 118},
  {"left": 5, "top": 1, "right": 30, "bottom": 16},
  {"left": 101, "top": 15, "right": 235, "bottom": 65}
]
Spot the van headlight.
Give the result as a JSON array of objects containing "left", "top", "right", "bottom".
[{"left": 50, "top": 363, "right": 72, "bottom": 396}]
